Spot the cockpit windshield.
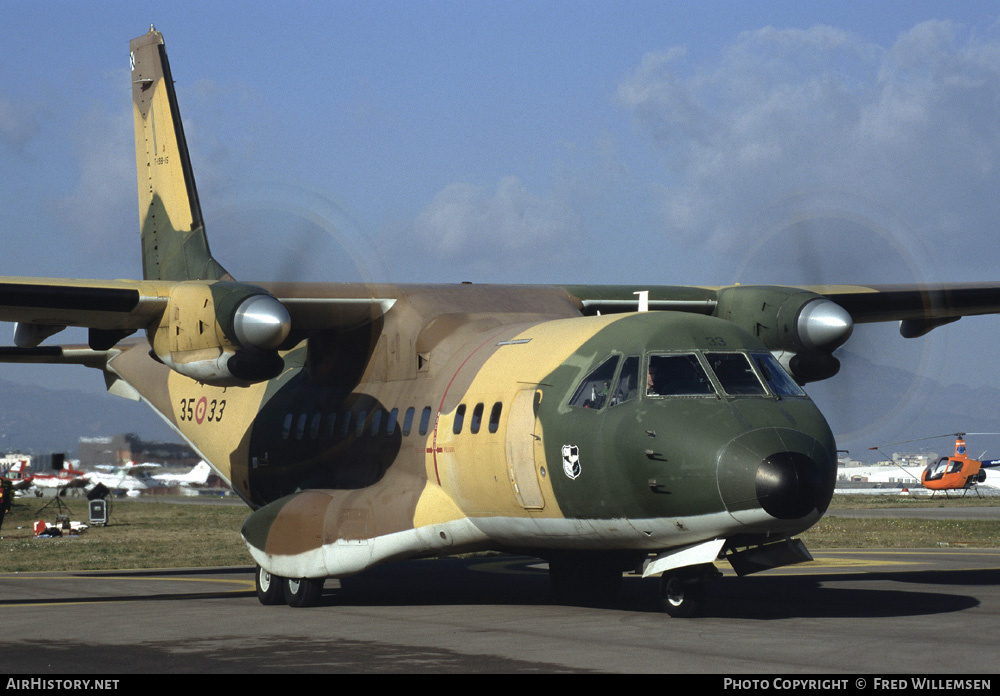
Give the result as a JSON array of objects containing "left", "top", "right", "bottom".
[
  {"left": 570, "top": 350, "right": 807, "bottom": 407},
  {"left": 751, "top": 353, "right": 806, "bottom": 397},
  {"left": 646, "top": 354, "right": 716, "bottom": 396},
  {"left": 643, "top": 351, "right": 805, "bottom": 399},
  {"left": 924, "top": 457, "right": 950, "bottom": 481},
  {"left": 704, "top": 353, "right": 767, "bottom": 395}
]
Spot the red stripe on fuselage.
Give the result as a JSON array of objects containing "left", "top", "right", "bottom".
[{"left": 432, "top": 329, "right": 509, "bottom": 485}]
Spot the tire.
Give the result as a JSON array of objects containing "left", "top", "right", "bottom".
[
  {"left": 659, "top": 573, "right": 705, "bottom": 618},
  {"left": 255, "top": 565, "right": 285, "bottom": 606},
  {"left": 283, "top": 576, "right": 324, "bottom": 608}
]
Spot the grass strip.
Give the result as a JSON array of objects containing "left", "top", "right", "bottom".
[{"left": 2, "top": 495, "right": 998, "bottom": 573}]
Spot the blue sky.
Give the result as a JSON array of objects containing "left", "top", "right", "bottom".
[{"left": 3, "top": 1, "right": 1000, "bottom": 452}]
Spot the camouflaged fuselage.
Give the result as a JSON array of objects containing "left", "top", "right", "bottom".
[{"left": 105, "top": 283, "right": 837, "bottom": 579}]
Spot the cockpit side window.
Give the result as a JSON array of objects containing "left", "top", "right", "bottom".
[
  {"left": 568, "top": 355, "right": 620, "bottom": 409},
  {"left": 752, "top": 353, "right": 806, "bottom": 397},
  {"left": 925, "top": 458, "right": 949, "bottom": 481},
  {"left": 646, "top": 354, "right": 715, "bottom": 396},
  {"left": 610, "top": 356, "right": 640, "bottom": 406},
  {"left": 705, "top": 353, "right": 767, "bottom": 395}
]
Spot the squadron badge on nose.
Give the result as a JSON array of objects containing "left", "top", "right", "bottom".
[{"left": 561, "top": 444, "right": 582, "bottom": 480}]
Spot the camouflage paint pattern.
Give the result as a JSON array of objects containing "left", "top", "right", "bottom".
[
  {"left": 3, "top": 28, "right": 1000, "bottom": 587},
  {"left": 130, "top": 28, "right": 229, "bottom": 282}
]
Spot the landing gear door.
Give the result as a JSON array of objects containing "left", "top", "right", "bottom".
[{"left": 505, "top": 389, "right": 545, "bottom": 509}]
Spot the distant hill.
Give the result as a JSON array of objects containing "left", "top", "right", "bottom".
[
  {"left": 809, "top": 349, "right": 1000, "bottom": 462},
  {"left": 0, "top": 376, "right": 178, "bottom": 456}
]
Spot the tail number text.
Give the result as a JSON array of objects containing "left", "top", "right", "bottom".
[{"left": 179, "top": 397, "right": 227, "bottom": 424}]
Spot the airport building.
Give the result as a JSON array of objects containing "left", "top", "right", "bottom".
[{"left": 77, "top": 434, "right": 198, "bottom": 470}]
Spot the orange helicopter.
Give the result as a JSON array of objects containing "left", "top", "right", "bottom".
[{"left": 869, "top": 433, "right": 1000, "bottom": 496}]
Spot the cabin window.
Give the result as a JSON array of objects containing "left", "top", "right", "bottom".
[
  {"left": 325, "top": 413, "right": 338, "bottom": 438},
  {"left": 295, "top": 414, "right": 308, "bottom": 439},
  {"left": 646, "top": 354, "right": 715, "bottom": 396},
  {"left": 925, "top": 458, "right": 949, "bottom": 481},
  {"left": 489, "top": 402, "right": 502, "bottom": 433},
  {"left": 309, "top": 413, "right": 321, "bottom": 439},
  {"left": 751, "top": 353, "right": 805, "bottom": 397},
  {"left": 470, "top": 403, "right": 484, "bottom": 434},
  {"left": 610, "top": 356, "right": 640, "bottom": 406},
  {"left": 569, "top": 355, "right": 620, "bottom": 409},
  {"left": 704, "top": 353, "right": 767, "bottom": 396},
  {"left": 386, "top": 408, "right": 399, "bottom": 436},
  {"left": 402, "top": 407, "right": 415, "bottom": 435},
  {"left": 370, "top": 409, "right": 383, "bottom": 436},
  {"left": 339, "top": 411, "right": 352, "bottom": 438},
  {"left": 355, "top": 410, "right": 367, "bottom": 437},
  {"left": 419, "top": 407, "right": 432, "bottom": 435},
  {"left": 281, "top": 413, "right": 293, "bottom": 440},
  {"left": 453, "top": 404, "right": 466, "bottom": 434}
]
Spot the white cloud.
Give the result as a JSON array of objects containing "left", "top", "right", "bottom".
[
  {"left": 415, "top": 175, "right": 581, "bottom": 264},
  {"left": 617, "top": 21, "right": 1000, "bottom": 282},
  {"left": 54, "top": 104, "right": 135, "bottom": 253}
]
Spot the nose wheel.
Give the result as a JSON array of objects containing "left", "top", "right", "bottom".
[
  {"left": 658, "top": 563, "right": 718, "bottom": 617},
  {"left": 660, "top": 573, "right": 705, "bottom": 617}
]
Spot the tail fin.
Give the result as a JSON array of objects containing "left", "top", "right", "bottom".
[{"left": 130, "top": 27, "right": 230, "bottom": 281}]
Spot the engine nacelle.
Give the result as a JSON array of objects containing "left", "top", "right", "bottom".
[
  {"left": 714, "top": 286, "right": 853, "bottom": 384},
  {"left": 151, "top": 281, "right": 291, "bottom": 387}
]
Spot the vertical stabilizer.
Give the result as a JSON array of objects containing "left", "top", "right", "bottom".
[{"left": 130, "top": 27, "right": 230, "bottom": 281}]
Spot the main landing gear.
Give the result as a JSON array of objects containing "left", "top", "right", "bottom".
[{"left": 255, "top": 565, "right": 325, "bottom": 608}]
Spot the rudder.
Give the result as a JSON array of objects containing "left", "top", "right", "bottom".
[{"left": 130, "top": 27, "right": 230, "bottom": 281}]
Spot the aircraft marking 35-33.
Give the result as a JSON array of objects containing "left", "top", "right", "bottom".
[{"left": 177, "top": 397, "right": 227, "bottom": 424}]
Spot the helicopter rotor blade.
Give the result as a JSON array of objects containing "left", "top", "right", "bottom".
[
  {"left": 867, "top": 433, "right": 965, "bottom": 450},
  {"left": 869, "top": 432, "right": 1000, "bottom": 450}
]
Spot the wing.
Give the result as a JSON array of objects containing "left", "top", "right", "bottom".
[
  {"left": 561, "top": 281, "right": 1000, "bottom": 382},
  {"left": 800, "top": 282, "right": 1000, "bottom": 336},
  {"left": 562, "top": 281, "right": 1000, "bottom": 327},
  {"left": 3, "top": 277, "right": 999, "bottom": 374},
  {"left": 0, "top": 277, "right": 396, "bottom": 383}
]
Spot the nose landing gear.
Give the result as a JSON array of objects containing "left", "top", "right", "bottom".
[{"left": 658, "top": 563, "right": 719, "bottom": 618}]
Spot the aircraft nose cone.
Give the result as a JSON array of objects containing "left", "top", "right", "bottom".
[
  {"left": 717, "top": 428, "right": 836, "bottom": 526},
  {"left": 755, "top": 451, "right": 827, "bottom": 520}
]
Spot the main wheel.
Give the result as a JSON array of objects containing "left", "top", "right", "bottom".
[
  {"left": 283, "top": 576, "right": 324, "bottom": 608},
  {"left": 659, "top": 573, "right": 705, "bottom": 618},
  {"left": 255, "top": 565, "right": 285, "bottom": 606}
]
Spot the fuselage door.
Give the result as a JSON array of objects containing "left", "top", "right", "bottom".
[{"left": 505, "top": 389, "right": 545, "bottom": 509}]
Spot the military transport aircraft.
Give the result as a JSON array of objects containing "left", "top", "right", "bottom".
[{"left": 3, "top": 28, "right": 1000, "bottom": 616}]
